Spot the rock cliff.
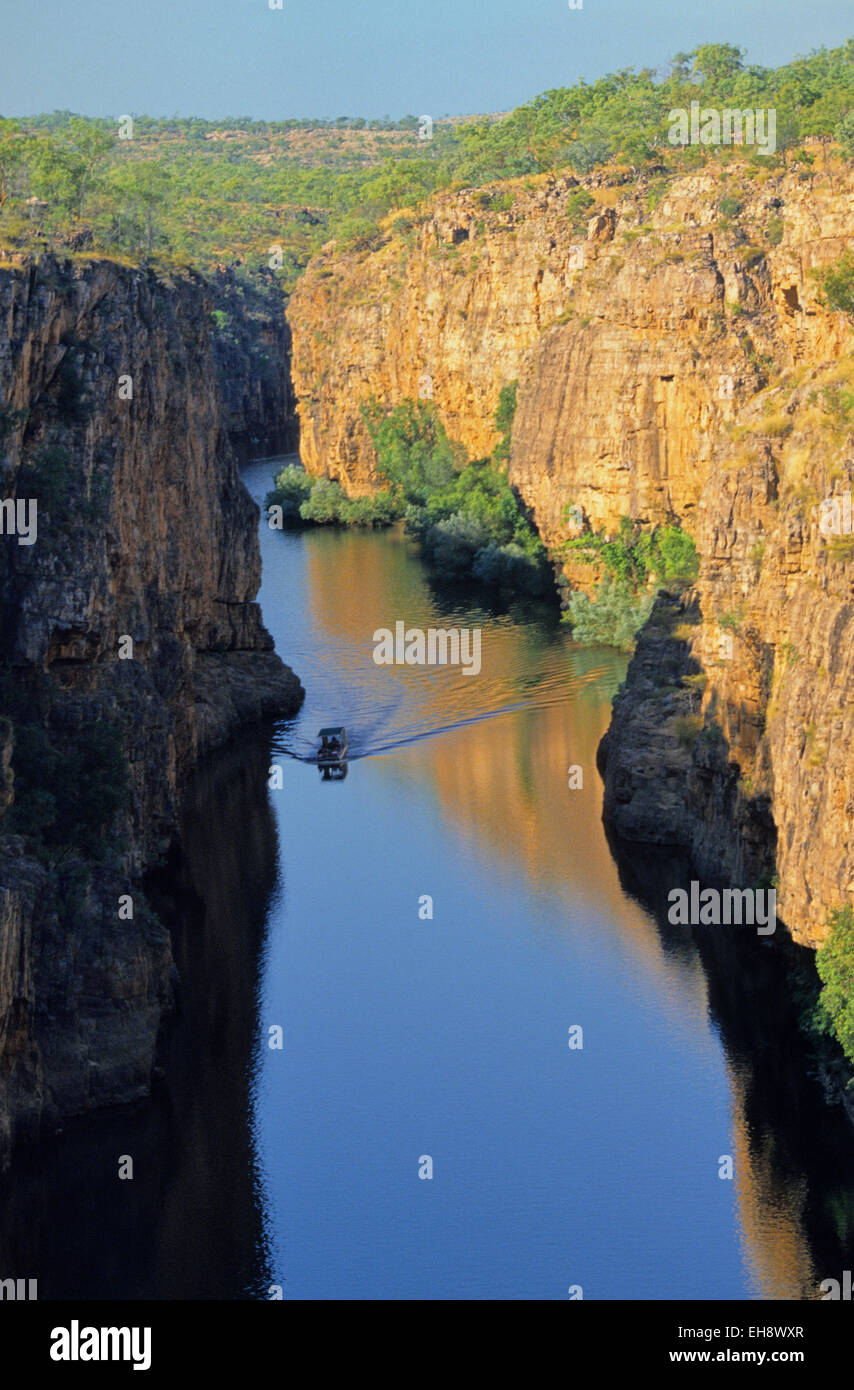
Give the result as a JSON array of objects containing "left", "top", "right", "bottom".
[
  {"left": 288, "top": 155, "right": 854, "bottom": 944},
  {"left": 0, "top": 254, "right": 303, "bottom": 1166}
]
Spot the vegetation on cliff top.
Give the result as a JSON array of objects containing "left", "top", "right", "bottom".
[{"left": 2, "top": 39, "right": 854, "bottom": 282}]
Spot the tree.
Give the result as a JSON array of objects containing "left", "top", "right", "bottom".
[
  {"left": 815, "top": 906, "right": 854, "bottom": 1065},
  {"left": 0, "top": 119, "right": 28, "bottom": 211},
  {"left": 108, "top": 160, "right": 172, "bottom": 255},
  {"left": 691, "top": 43, "right": 745, "bottom": 89},
  {"left": 835, "top": 111, "right": 854, "bottom": 159}
]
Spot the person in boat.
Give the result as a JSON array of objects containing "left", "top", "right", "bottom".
[{"left": 328, "top": 736, "right": 340, "bottom": 754}]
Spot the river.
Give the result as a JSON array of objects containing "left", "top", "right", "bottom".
[{"left": 1, "top": 455, "right": 853, "bottom": 1300}]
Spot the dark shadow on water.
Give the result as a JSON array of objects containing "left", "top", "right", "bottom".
[
  {"left": 604, "top": 828, "right": 854, "bottom": 1296},
  {"left": 0, "top": 728, "right": 280, "bottom": 1299}
]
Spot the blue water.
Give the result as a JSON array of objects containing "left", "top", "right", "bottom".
[{"left": 243, "top": 458, "right": 766, "bottom": 1301}]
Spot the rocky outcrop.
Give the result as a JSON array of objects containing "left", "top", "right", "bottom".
[
  {"left": 288, "top": 154, "right": 854, "bottom": 944},
  {"left": 209, "top": 265, "right": 298, "bottom": 458},
  {"left": 0, "top": 254, "right": 303, "bottom": 1165}
]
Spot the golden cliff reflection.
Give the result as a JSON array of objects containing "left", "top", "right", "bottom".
[
  {"left": 297, "top": 521, "right": 844, "bottom": 1301},
  {"left": 729, "top": 1061, "right": 817, "bottom": 1299}
]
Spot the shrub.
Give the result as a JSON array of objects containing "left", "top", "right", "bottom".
[
  {"left": 816, "top": 252, "right": 854, "bottom": 320},
  {"left": 422, "top": 512, "right": 492, "bottom": 576},
  {"left": 564, "top": 574, "right": 654, "bottom": 650},
  {"left": 673, "top": 714, "right": 704, "bottom": 747},
  {"left": 566, "top": 189, "right": 595, "bottom": 229},
  {"left": 492, "top": 381, "right": 518, "bottom": 467},
  {"left": 814, "top": 906, "right": 854, "bottom": 1065},
  {"left": 339, "top": 491, "right": 398, "bottom": 527},
  {"left": 563, "top": 515, "right": 698, "bottom": 587},
  {"left": 298, "top": 476, "right": 349, "bottom": 524},
  {"left": 266, "top": 463, "right": 313, "bottom": 523}
]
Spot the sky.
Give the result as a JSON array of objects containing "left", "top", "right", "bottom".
[{"left": 1, "top": 0, "right": 852, "bottom": 121}]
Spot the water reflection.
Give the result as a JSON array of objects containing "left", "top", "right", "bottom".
[
  {"left": 0, "top": 732, "right": 278, "bottom": 1298},
  {"left": 246, "top": 458, "right": 854, "bottom": 1300},
  {"left": 1, "top": 459, "right": 853, "bottom": 1300}
]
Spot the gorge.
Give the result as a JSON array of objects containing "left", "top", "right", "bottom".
[{"left": 0, "top": 103, "right": 853, "bottom": 1302}]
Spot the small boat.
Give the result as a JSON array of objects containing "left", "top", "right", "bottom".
[{"left": 317, "top": 726, "right": 348, "bottom": 766}]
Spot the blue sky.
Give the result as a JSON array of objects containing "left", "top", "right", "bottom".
[{"left": 1, "top": 0, "right": 852, "bottom": 120}]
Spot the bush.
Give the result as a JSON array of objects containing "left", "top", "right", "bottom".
[
  {"left": 422, "top": 512, "right": 492, "bottom": 577},
  {"left": 492, "top": 381, "right": 518, "bottom": 467},
  {"left": 816, "top": 252, "right": 854, "bottom": 320},
  {"left": 472, "top": 541, "right": 551, "bottom": 595},
  {"left": 266, "top": 463, "right": 313, "bottom": 523},
  {"left": 339, "top": 491, "right": 398, "bottom": 527},
  {"left": 566, "top": 189, "right": 595, "bottom": 228},
  {"left": 814, "top": 906, "right": 854, "bottom": 1065},
  {"left": 563, "top": 515, "right": 698, "bottom": 588},
  {"left": 298, "top": 476, "right": 349, "bottom": 524},
  {"left": 834, "top": 112, "right": 854, "bottom": 160},
  {"left": 266, "top": 465, "right": 398, "bottom": 529},
  {"left": 565, "top": 574, "right": 654, "bottom": 650}
]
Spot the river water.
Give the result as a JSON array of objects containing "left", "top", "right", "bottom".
[{"left": 2, "top": 456, "right": 853, "bottom": 1300}]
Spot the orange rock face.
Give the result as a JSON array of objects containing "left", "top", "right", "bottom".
[{"left": 290, "top": 157, "right": 854, "bottom": 945}]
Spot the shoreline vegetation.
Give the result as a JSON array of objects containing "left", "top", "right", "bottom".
[
  {"left": 267, "top": 390, "right": 699, "bottom": 642},
  {"left": 266, "top": 389, "right": 555, "bottom": 598}
]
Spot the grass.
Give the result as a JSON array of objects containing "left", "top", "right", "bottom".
[{"left": 672, "top": 714, "right": 704, "bottom": 748}]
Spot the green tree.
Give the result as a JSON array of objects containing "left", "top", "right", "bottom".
[{"left": 815, "top": 906, "right": 854, "bottom": 1064}]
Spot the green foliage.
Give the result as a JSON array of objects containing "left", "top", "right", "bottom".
[
  {"left": 835, "top": 110, "right": 854, "bottom": 159},
  {"left": 814, "top": 906, "right": 854, "bottom": 1065},
  {"left": 816, "top": 252, "right": 854, "bottom": 320},
  {"left": 565, "top": 575, "right": 655, "bottom": 650},
  {"left": 561, "top": 515, "right": 697, "bottom": 648},
  {"left": 266, "top": 463, "right": 398, "bottom": 528},
  {"left": 4, "top": 38, "right": 854, "bottom": 277},
  {"left": 360, "top": 396, "right": 551, "bottom": 592},
  {"left": 492, "top": 380, "right": 518, "bottom": 466},
  {"left": 719, "top": 194, "right": 742, "bottom": 219},
  {"left": 566, "top": 189, "right": 595, "bottom": 229},
  {"left": 562, "top": 514, "right": 699, "bottom": 587}
]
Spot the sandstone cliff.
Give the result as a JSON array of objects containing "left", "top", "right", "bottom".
[
  {"left": 0, "top": 253, "right": 303, "bottom": 1165},
  {"left": 288, "top": 155, "right": 854, "bottom": 945}
]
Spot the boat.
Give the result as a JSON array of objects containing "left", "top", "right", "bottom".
[{"left": 317, "top": 726, "right": 348, "bottom": 766}]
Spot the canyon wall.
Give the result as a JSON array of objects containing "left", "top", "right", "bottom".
[
  {"left": 0, "top": 254, "right": 302, "bottom": 1165},
  {"left": 289, "top": 157, "right": 854, "bottom": 944}
]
